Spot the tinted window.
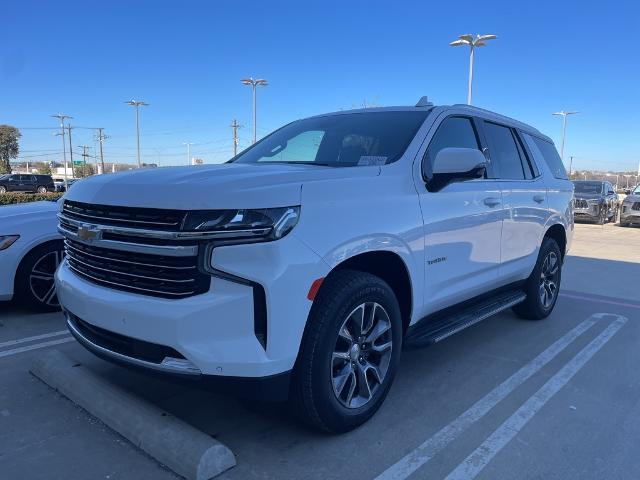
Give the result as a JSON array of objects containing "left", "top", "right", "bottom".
[
  {"left": 233, "top": 111, "right": 428, "bottom": 167},
  {"left": 423, "top": 116, "right": 479, "bottom": 178},
  {"left": 573, "top": 182, "right": 603, "bottom": 194},
  {"left": 483, "top": 122, "right": 525, "bottom": 180},
  {"left": 531, "top": 136, "right": 567, "bottom": 179}
]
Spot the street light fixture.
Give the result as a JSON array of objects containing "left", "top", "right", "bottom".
[
  {"left": 449, "top": 34, "right": 497, "bottom": 105},
  {"left": 552, "top": 110, "right": 579, "bottom": 162},
  {"left": 241, "top": 77, "right": 268, "bottom": 143},
  {"left": 182, "top": 142, "right": 195, "bottom": 166},
  {"left": 51, "top": 114, "right": 73, "bottom": 190},
  {"left": 125, "top": 100, "right": 149, "bottom": 168}
]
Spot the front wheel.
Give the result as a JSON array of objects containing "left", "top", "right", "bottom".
[
  {"left": 0, "top": 186, "right": 6, "bottom": 194},
  {"left": 37, "top": 186, "right": 47, "bottom": 194},
  {"left": 513, "top": 237, "right": 562, "bottom": 320},
  {"left": 290, "top": 270, "right": 403, "bottom": 433},
  {"left": 15, "top": 240, "right": 65, "bottom": 312}
]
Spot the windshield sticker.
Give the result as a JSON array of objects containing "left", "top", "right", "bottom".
[{"left": 357, "top": 156, "right": 387, "bottom": 166}]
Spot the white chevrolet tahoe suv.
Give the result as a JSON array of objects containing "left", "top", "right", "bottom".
[{"left": 55, "top": 100, "right": 573, "bottom": 432}]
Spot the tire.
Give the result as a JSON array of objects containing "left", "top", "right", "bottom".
[
  {"left": 290, "top": 269, "right": 403, "bottom": 433},
  {"left": 513, "top": 237, "right": 562, "bottom": 320},
  {"left": 37, "top": 186, "right": 47, "bottom": 194},
  {"left": 0, "top": 186, "right": 6, "bottom": 194},
  {"left": 597, "top": 208, "right": 606, "bottom": 225},
  {"left": 15, "top": 240, "right": 65, "bottom": 312}
]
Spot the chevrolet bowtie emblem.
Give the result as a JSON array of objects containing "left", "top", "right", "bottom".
[{"left": 77, "top": 225, "right": 102, "bottom": 242}]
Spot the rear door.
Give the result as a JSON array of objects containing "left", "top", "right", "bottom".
[
  {"left": 417, "top": 114, "right": 503, "bottom": 313},
  {"left": 479, "top": 121, "right": 549, "bottom": 284}
]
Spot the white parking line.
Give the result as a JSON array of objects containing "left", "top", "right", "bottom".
[
  {"left": 0, "top": 330, "right": 69, "bottom": 349},
  {"left": 0, "top": 337, "right": 75, "bottom": 358},
  {"left": 375, "top": 316, "right": 599, "bottom": 480},
  {"left": 444, "top": 314, "right": 627, "bottom": 480}
]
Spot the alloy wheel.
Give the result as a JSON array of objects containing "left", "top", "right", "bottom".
[
  {"left": 539, "top": 251, "right": 559, "bottom": 309},
  {"left": 29, "top": 248, "right": 64, "bottom": 307},
  {"left": 331, "top": 302, "right": 393, "bottom": 409}
]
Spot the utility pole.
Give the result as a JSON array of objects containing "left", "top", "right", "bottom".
[
  {"left": 230, "top": 119, "right": 242, "bottom": 156},
  {"left": 51, "top": 114, "right": 72, "bottom": 190},
  {"left": 96, "top": 128, "right": 108, "bottom": 174},
  {"left": 182, "top": 142, "right": 194, "bottom": 166},
  {"left": 67, "top": 125, "right": 75, "bottom": 178},
  {"left": 78, "top": 145, "right": 90, "bottom": 177}
]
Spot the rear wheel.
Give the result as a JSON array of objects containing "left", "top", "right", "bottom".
[
  {"left": 513, "top": 237, "right": 562, "bottom": 320},
  {"left": 15, "top": 240, "right": 65, "bottom": 312},
  {"left": 290, "top": 270, "right": 402, "bottom": 433},
  {"left": 0, "top": 186, "right": 6, "bottom": 194},
  {"left": 36, "top": 186, "right": 47, "bottom": 194}
]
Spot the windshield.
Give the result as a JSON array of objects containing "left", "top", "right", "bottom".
[
  {"left": 232, "top": 111, "right": 428, "bottom": 167},
  {"left": 634, "top": 185, "right": 640, "bottom": 195},
  {"left": 573, "top": 182, "right": 603, "bottom": 194}
]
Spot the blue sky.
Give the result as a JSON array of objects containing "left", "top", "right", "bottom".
[{"left": 1, "top": 0, "right": 639, "bottom": 172}]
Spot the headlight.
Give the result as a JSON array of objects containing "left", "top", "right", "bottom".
[
  {"left": 586, "top": 199, "right": 599, "bottom": 205},
  {"left": 0, "top": 235, "right": 20, "bottom": 250},
  {"left": 182, "top": 207, "right": 300, "bottom": 241}
]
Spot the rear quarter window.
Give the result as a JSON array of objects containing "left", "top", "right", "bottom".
[{"left": 523, "top": 133, "right": 568, "bottom": 180}]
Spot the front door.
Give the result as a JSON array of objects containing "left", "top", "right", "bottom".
[{"left": 416, "top": 114, "right": 503, "bottom": 314}]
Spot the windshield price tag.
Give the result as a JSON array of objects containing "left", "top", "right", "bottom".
[{"left": 357, "top": 156, "right": 387, "bottom": 166}]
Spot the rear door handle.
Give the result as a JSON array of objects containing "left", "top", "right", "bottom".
[
  {"left": 533, "top": 195, "right": 545, "bottom": 204},
  {"left": 483, "top": 197, "right": 501, "bottom": 207}
]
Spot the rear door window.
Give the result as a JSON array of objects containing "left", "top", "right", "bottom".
[{"left": 483, "top": 122, "right": 526, "bottom": 180}]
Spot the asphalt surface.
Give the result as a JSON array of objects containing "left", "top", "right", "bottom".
[{"left": 1, "top": 222, "right": 639, "bottom": 480}]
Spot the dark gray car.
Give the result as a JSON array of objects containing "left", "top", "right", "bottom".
[
  {"left": 0, "top": 174, "right": 55, "bottom": 194},
  {"left": 572, "top": 180, "right": 619, "bottom": 224},
  {"left": 620, "top": 185, "right": 640, "bottom": 227}
]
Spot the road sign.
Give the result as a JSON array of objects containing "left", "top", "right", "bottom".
[{"left": 73, "top": 160, "right": 83, "bottom": 166}]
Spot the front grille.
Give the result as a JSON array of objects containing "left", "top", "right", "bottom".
[
  {"left": 574, "top": 199, "right": 588, "bottom": 209},
  {"left": 63, "top": 200, "right": 186, "bottom": 231},
  {"left": 633, "top": 202, "right": 640, "bottom": 211},
  {"left": 64, "top": 238, "right": 210, "bottom": 298}
]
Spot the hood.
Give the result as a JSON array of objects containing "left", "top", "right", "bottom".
[
  {"left": 1, "top": 201, "right": 60, "bottom": 233},
  {"left": 0, "top": 200, "right": 60, "bottom": 219},
  {"left": 64, "top": 163, "right": 380, "bottom": 210},
  {"left": 624, "top": 194, "right": 640, "bottom": 203}
]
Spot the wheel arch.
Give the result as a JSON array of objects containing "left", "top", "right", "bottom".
[
  {"left": 13, "top": 238, "right": 64, "bottom": 292},
  {"left": 543, "top": 223, "right": 567, "bottom": 260},
  {"left": 322, "top": 250, "right": 413, "bottom": 334}
]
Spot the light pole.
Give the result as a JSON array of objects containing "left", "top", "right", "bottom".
[
  {"left": 183, "top": 142, "right": 194, "bottom": 166},
  {"left": 623, "top": 174, "right": 631, "bottom": 190},
  {"left": 606, "top": 173, "right": 619, "bottom": 191},
  {"left": 552, "top": 110, "right": 579, "bottom": 162},
  {"left": 51, "top": 114, "right": 73, "bottom": 190},
  {"left": 241, "top": 77, "right": 268, "bottom": 143},
  {"left": 449, "top": 34, "right": 497, "bottom": 105},
  {"left": 125, "top": 100, "right": 149, "bottom": 168}
]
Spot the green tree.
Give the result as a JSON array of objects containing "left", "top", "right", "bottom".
[
  {"left": 73, "top": 163, "right": 95, "bottom": 178},
  {"left": 0, "top": 125, "right": 21, "bottom": 174}
]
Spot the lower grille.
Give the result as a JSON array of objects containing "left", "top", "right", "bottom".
[
  {"left": 64, "top": 239, "right": 210, "bottom": 299},
  {"left": 68, "top": 312, "right": 185, "bottom": 364},
  {"left": 574, "top": 199, "right": 588, "bottom": 209}
]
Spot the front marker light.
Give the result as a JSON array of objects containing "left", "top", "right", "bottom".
[{"left": 0, "top": 235, "right": 20, "bottom": 250}]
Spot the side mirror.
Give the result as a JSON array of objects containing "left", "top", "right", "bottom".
[
  {"left": 428, "top": 147, "right": 487, "bottom": 191},
  {"left": 625, "top": 189, "right": 631, "bottom": 195}
]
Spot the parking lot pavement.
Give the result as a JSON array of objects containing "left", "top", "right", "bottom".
[{"left": 1, "top": 222, "right": 639, "bottom": 480}]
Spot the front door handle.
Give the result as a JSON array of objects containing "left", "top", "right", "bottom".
[
  {"left": 483, "top": 197, "right": 501, "bottom": 207},
  {"left": 533, "top": 195, "right": 545, "bottom": 204}
]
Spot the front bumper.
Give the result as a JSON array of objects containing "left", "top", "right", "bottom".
[
  {"left": 573, "top": 205, "right": 601, "bottom": 221},
  {"left": 55, "top": 233, "right": 329, "bottom": 380},
  {"left": 621, "top": 204, "right": 640, "bottom": 224}
]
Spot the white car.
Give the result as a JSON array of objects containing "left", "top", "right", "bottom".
[
  {"left": 1, "top": 200, "right": 63, "bottom": 311},
  {"left": 55, "top": 100, "right": 573, "bottom": 432}
]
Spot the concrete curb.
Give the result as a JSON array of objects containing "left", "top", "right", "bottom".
[{"left": 30, "top": 349, "right": 236, "bottom": 480}]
